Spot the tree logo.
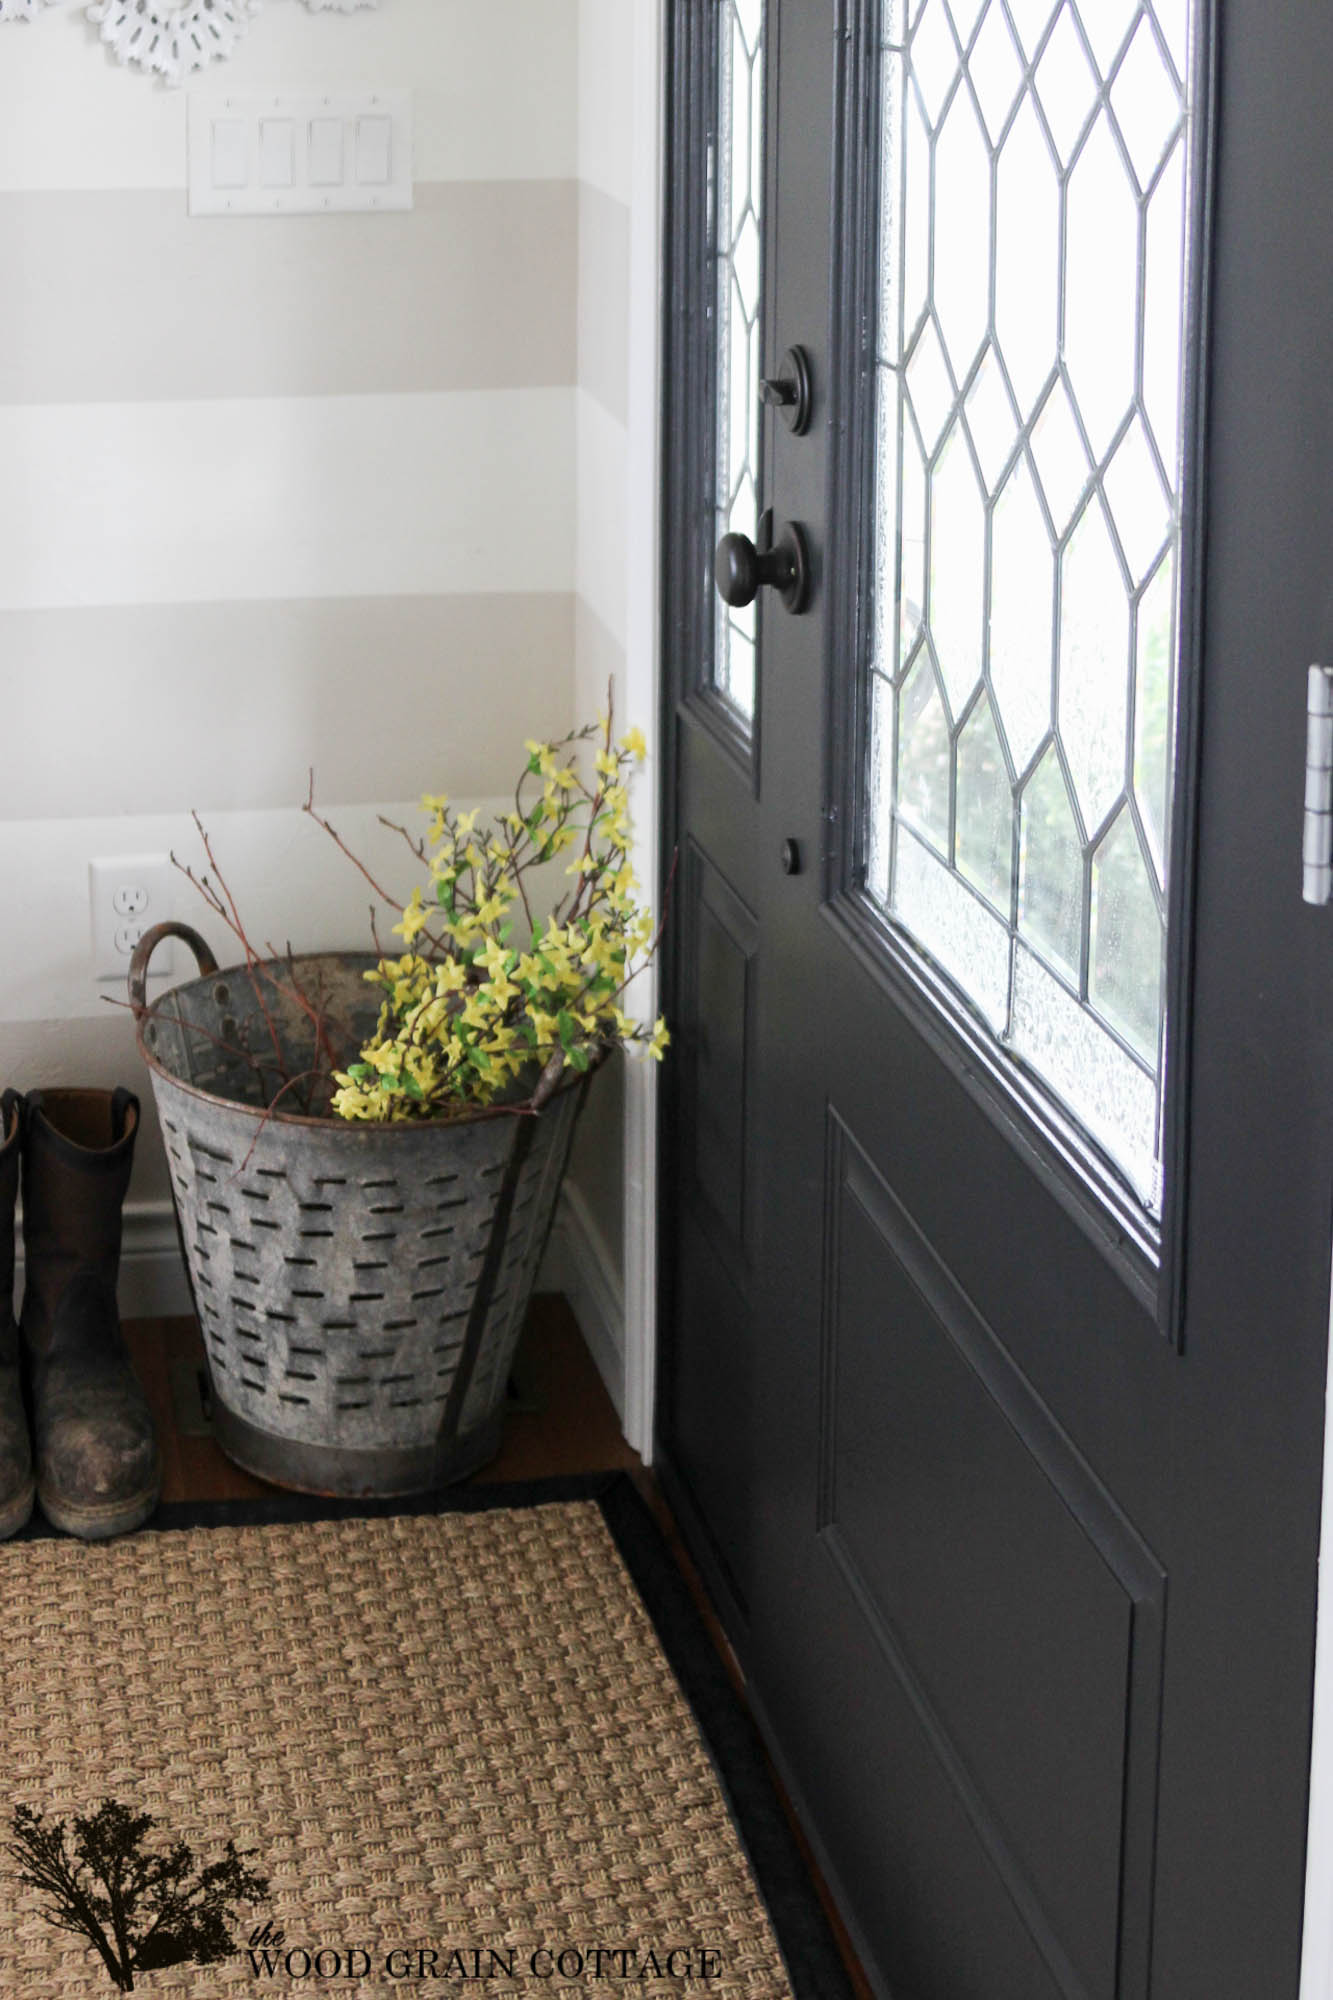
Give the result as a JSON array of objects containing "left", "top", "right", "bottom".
[{"left": 8, "top": 1798, "right": 270, "bottom": 1992}]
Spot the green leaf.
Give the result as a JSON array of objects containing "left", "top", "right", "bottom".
[
  {"left": 568, "top": 1044, "right": 590, "bottom": 1073},
  {"left": 557, "top": 1010, "right": 576, "bottom": 1049},
  {"left": 403, "top": 1075, "right": 425, "bottom": 1101}
]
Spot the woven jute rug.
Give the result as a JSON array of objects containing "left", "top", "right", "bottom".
[{"left": 0, "top": 1479, "right": 849, "bottom": 1998}]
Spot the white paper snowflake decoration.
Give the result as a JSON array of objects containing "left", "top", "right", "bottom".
[
  {"left": 0, "top": 0, "right": 55, "bottom": 21},
  {"left": 86, "top": 0, "right": 263, "bottom": 87}
]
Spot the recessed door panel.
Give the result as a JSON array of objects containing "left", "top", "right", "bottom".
[
  {"left": 821, "top": 1109, "right": 1164, "bottom": 2000},
  {"left": 682, "top": 841, "right": 756, "bottom": 1246},
  {"left": 670, "top": 1213, "right": 755, "bottom": 1610}
]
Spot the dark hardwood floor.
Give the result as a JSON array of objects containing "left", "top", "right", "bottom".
[
  {"left": 122, "top": 1294, "right": 872, "bottom": 1999},
  {"left": 124, "top": 1292, "right": 638, "bottom": 1504}
]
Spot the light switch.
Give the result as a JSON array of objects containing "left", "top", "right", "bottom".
[
  {"left": 356, "top": 116, "right": 393, "bottom": 186},
  {"left": 308, "top": 117, "right": 345, "bottom": 187},
  {"left": 211, "top": 119, "right": 248, "bottom": 190},
  {"left": 260, "top": 119, "right": 296, "bottom": 189},
  {"left": 189, "top": 90, "right": 413, "bottom": 216}
]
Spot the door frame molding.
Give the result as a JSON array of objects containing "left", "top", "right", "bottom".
[
  {"left": 620, "top": 0, "right": 667, "bottom": 1463},
  {"left": 1301, "top": 1255, "right": 1333, "bottom": 2000}
]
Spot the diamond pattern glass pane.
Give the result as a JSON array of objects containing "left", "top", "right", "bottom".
[
  {"left": 1110, "top": 16, "right": 1182, "bottom": 190},
  {"left": 1034, "top": 8, "right": 1097, "bottom": 165},
  {"left": 711, "top": 0, "right": 765, "bottom": 722},
  {"left": 1010, "top": 944, "right": 1160, "bottom": 1201},
  {"left": 970, "top": 3, "right": 1023, "bottom": 144},
  {"left": 945, "top": 0, "right": 988, "bottom": 48},
  {"left": 994, "top": 97, "right": 1060, "bottom": 419},
  {"left": 868, "top": 0, "right": 1199, "bottom": 1209},
  {"left": 1006, "top": 0, "right": 1056, "bottom": 60},
  {"left": 1030, "top": 376, "right": 1090, "bottom": 535},
  {"left": 1104, "top": 415, "right": 1171, "bottom": 585},
  {"left": 1065, "top": 115, "right": 1139, "bottom": 458},
  {"left": 1059, "top": 496, "right": 1132, "bottom": 834},
  {"left": 1090, "top": 808, "right": 1164, "bottom": 1063},
  {"left": 989, "top": 455, "right": 1053, "bottom": 774},
  {"left": 1134, "top": 552, "right": 1176, "bottom": 882},
  {"left": 1144, "top": 137, "right": 1187, "bottom": 471},
  {"left": 1019, "top": 747, "right": 1084, "bottom": 980},
  {"left": 900, "top": 421, "right": 929, "bottom": 664},
  {"left": 956, "top": 694, "right": 1013, "bottom": 911},
  {"left": 933, "top": 86, "right": 991, "bottom": 379},
  {"left": 1077, "top": 0, "right": 1137, "bottom": 81},
  {"left": 929, "top": 423, "right": 986, "bottom": 717},
  {"left": 906, "top": 317, "right": 955, "bottom": 454},
  {"left": 913, "top": 0, "right": 961, "bottom": 128},
  {"left": 965, "top": 346, "right": 1019, "bottom": 495},
  {"left": 898, "top": 653, "right": 952, "bottom": 851}
]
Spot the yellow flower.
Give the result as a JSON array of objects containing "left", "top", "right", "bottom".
[
  {"left": 394, "top": 894, "right": 430, "bottom": 945},
  {"left": 622, "top": 726, "right": 648, "bottom": 762}
]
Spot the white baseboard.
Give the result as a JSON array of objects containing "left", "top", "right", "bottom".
[
  {"left": 26, "top": 1191, "right": 630, "bottom": 1424},
  {"left": 538, "top": 1181, "right": 627, "bottom": 1422}
]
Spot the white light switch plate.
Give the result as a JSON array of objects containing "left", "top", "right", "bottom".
[{"left": 188, "top": 91, "right": 413, "bottom": 216}]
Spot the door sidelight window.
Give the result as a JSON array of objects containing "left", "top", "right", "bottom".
[{"left": 712, "top": 0, "right": 766, "bottom": 722}]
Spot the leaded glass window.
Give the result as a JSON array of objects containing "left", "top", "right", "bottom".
[
  {"left": 712, "top": 0, "right": 765, "bottom": 721},
  {"left": 867, "top": 0, "right": 1195, "bottom": 1208}
]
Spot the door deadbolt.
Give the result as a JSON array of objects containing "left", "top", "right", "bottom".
[{"left": 759, "top": 346, "right": 813, "bottom": 435}]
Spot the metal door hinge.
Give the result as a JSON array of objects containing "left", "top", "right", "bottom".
[{"left": 1304, "top": 665, "right": 1333, "bottom": 904}]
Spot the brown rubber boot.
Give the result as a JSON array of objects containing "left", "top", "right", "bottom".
[
  {"left": 21, "top": 1088, "right": 159, "bottom": 1539},
  {"left": 0, "top": 1092, "right": 34, "bottom": 1539}
]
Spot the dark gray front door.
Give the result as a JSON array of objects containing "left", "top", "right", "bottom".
[{"left": 659, "top": 4, "right": 1333, "bottom": 1996}]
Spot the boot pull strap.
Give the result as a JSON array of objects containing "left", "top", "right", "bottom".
[{"left": 128, "top": 922, "right": 220, "bottom": 1021}]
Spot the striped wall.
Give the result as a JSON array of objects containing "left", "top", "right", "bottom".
[
  {"left": 562, "top": 0, "right": 641, "bottom": 1293},
  {"left": 0, "top": 0, "right": 636, "bottom": 1302}
]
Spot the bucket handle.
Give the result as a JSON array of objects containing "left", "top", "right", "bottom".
[{"left": 128, "top": 922, "right": 220, "bottom": 1021}]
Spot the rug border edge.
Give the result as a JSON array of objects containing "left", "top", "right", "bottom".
[{"left": 12, "top": 1470, "right": 860, "bottom": 2000}]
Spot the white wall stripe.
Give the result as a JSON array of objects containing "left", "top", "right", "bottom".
[
  {"left": 0, "top": 388, "right": 575, "bottom": 612},
  {"left": 575, "top": 388, "right": 629, "bottom": 650},
  {"left": 578, "top": 181, "right": 632, "bottom": 424},
  {"left": 0, "top": 0, "right": 578, "bottom": 193},
  {"left": 0, "top": 592, "right": 575, "bottom": 822},
  {"left": 578, "top": 0, "right": 635, "bottom": 208}
]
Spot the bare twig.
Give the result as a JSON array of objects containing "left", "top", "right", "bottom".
[{"left": 304, "top": 771, "right": 405, "bottom": 911}]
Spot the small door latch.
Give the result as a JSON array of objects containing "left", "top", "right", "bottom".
[
  {"left": 759, "top": 346, "right": 813, "bottom": 435},
  {"left": 1303, "top": 665, "right": 1333, "bottom": 905}
]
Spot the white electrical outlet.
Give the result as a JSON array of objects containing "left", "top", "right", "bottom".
[{"left": 90, "top": 856, "right": 175, "bottom": 984}]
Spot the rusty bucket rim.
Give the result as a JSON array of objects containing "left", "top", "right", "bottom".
[{"left": 128, "top": 920, "right": 605, "bottom": 1135}]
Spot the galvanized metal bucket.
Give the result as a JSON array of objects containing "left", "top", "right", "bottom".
[{"left": 129, "top": 923, "right": 592, "bottom": 1497}]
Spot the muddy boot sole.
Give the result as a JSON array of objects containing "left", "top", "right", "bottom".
[
  {"left": 37, "top": 1470, "right": 159, "bottom": 1542},
  {"left": 0, "top": 1475, "right": 35, "bottom": 1541}
]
